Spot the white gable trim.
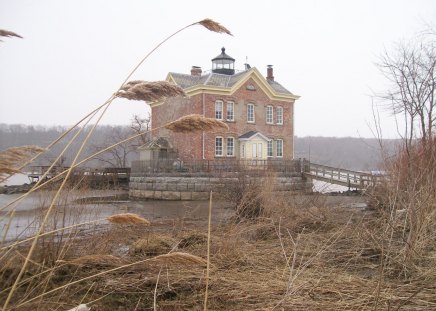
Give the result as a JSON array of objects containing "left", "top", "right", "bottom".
[{"left": 239, "top": 132, "right": 271, "bottom": 142}]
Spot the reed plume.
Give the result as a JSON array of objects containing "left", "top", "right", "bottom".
[
  {"left": 0, "top": 29, "right": 23, "bottom": 39},
  {"left": 107, "top": 213, "right": 150, "bottom": 225},
  {"left": 165, "top": 114, "right": 229, "bottom": 133},
  {"left": 0, "top": 145, "right": 45, "bottom": 181},
  {"left": 151, "top": 252, "right": 207, "bottom": 266},
  {"left": 116, "top": 80, "right": 186, "bottom": 102},
  {"left": 195, "top": 19, "right": 232, "bottom": 36}
]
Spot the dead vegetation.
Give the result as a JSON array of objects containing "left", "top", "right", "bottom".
[{"left": 1, "top": 185, "right": 435, "bottom": 310}]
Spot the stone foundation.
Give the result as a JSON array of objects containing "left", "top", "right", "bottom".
[{"left": 129, "top": 172, "right": 312, "bottom": 200}]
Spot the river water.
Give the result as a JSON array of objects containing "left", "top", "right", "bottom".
[{"left": 0, "top": 190, "right": 233, "bottom": 242}]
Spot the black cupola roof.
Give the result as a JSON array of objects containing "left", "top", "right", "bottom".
[{"left": 211, "top": 47, "right": 235, "bottom": 75}]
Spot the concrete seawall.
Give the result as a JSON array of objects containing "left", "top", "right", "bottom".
[{"left": 129, "top": 172, "right": 312, "bottom": 200}]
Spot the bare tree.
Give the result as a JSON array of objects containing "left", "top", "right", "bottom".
[
  {"left": 130, "top": 113, "right": 151, "bottom": 145},
  {"left": 92, "top": 126, "right": 138, "bottom": 168},
  {"left": 377, "top": 31, "right": 435, "bottom": 149}
]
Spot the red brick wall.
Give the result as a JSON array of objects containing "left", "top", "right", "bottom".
[{"left": 151, "top": 77, "right": 295, "bottom": 161}]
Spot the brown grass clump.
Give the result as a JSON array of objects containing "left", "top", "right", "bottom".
[
  {"left": 63, "top": 255, "right": 123, "bottom": 267},
  {"left": 116, "top": 80, "right": 186, "bottom": 102},
  {"left": 0, "top": 145, "right": 45, "bottom": 181},
  {"left": 164, "top": 114, "right": 229, "bottom": 133},
  {"left": 0, "top": 29, "right": 23, "bottom": 39},
  {"left": 195, "top": 18, "right": 232, "bottom": 36},
  {"left": 151, "top": 252, "right": 207, "bottom": 267},
  {"left": 107, "top": 213, "right": 150, "bottom": 225},
  {"left": 130, "top": 236, "right": 175, "bottom": 256}
]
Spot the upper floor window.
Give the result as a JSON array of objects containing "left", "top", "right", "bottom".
[
  {"left": 215, "top": 137, "right": 223, "bottom": 156},
  {"left": 227, "top": 137, "right": 235, "bottom": 156},
  {"left": 276, "top": 106, "right": 283, "bottom": 125},
  {"left": 247, "top": 103, "right": 255, "bottom": 123},
  {"left": 276, "top": 139, "right": 283, "bottom": 157},
  {"left": 226, "top": 102, "right": 234, "bottom": 121},
  {"left": 266, "top": 105, "right": 273, "bottom": 124},
  {"left": 215, "top": 100, "right": 223, "bottom": 120},
  {"left": 267, "top": 140, "right": 273, "bottom": 157}
]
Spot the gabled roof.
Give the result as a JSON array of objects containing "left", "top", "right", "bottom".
[
  {"left": 165, "top": 67, "right": 300, "bottom": 102},
  {"left": 138, "top": 137, "right": 172, "bottom": 150},
  {"left": 238, "top": 131, "right": 271, "bottom": 141}
]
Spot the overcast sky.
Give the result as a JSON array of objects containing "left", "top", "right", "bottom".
[{"left": 0, "top": 0, "right": 435, "bottom": 138}]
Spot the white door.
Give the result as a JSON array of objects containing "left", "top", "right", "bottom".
[
  {"left": 252, "top": 143, "right": 257, "bottom": 158},
  {"left": 257, "top": 143, "right": 262, "bottom": 158}
]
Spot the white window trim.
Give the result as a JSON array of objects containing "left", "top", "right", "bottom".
[
  {"left": 247, "top": 103, "right": 255, "bottom": 123},
  {"left": 215, "top": 100, "right": 223, "bottom": 120},
  {"left": 215, "top": 136, "right": 223, "bottom": 157},
  {"left": 276, "top": 106, "right": 283, "bottom": 125},
  {"left": 266, "top": 105, "right": 273, "bottom": 124},
  {"left": 226, "top": 137, "right": 235, "bottom": 157},
  {"left": 276, "top": 139, "right": 283, "bottom": 158},
  {"left": 226, "top": 102, "right": 234, "bottom": 121}
]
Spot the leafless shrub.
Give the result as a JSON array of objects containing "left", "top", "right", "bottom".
[{"left": 369, "top": 138, "right": 436, "bottom": 274}]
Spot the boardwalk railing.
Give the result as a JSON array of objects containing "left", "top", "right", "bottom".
[
  {"left": 303, "top": 162, "right": 385, "bottom": 189},
  {"left": 131, "top": 159, "right": 302, "bottom": 175},
  {"left": 27, "top": 166, "right": 130, "bottom": 182}
]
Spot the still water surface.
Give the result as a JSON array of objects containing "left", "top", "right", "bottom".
[{"left": 0, "top": 190, "right": 233, "bottom": 241}]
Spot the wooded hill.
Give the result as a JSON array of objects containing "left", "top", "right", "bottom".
[{"left": 0, "top": 124, "right": 399, "bottom": 171}]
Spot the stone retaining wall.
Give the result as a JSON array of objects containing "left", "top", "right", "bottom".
[{"left": 129, "top": 172, "right": 312, "bottom": 200}]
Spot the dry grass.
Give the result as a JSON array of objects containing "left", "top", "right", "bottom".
[
  {"left": 195, "top": 19, "right": 233, "bottom": 36},
  {"left": 0, "top": 145, "right": 45, "bottom": 181},
  {"left": 151, "top": 252, "right": 207, "bottom": 267},
  {"left": 0, "top": 29, "right": 23, "bottom": 39},
  {"left": 62, "top": 254, "right": 123, "bottom": 267},
  {"left": 164, "top": 114, "right": 229, "bottom": 133},
  {"left": 116, "top": 80, "right": 186, "bottom": 102},
  {"left": 1, "top": 196, "right": 435, "bottom": 310},
  {"left": 107, "top": 213, "right": 150, "bottom": 225}
]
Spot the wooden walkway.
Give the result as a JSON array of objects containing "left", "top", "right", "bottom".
[
  {"left": 27, "top": 166, "right": 130, "bottom": 183},
  {"left": 303, "top": 162, "right": 384, "bottom": 189}
]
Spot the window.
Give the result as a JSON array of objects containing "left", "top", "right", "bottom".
[
  {"left": 226, "top": 102, "right": 234, "bottom": 121},
  {"left": 215, "top": 100, "right": 223, "bottom": 120},
  {"left": 215, "top": 137, "right": 223, "bottom": 156},
  {"left": 247, "top": 103, "right": 255, "bottom": 123},
  {"left": 276, "top": 139, "right": 283, "bottom": 157},
  {"left": 276, "top": 106, "right": 283, "bottom": 125},
  {"left": 267, "top": 140, "right": 273, "bottom": 157},
  {"left": 227, "top": 137, "right": 234, "bottom": 156},
  {"left": 266, "top": 105, "right": 273, "bottom": 124},
  {"left": 241, "top": 144, "right": 245, "bottom": 158}
]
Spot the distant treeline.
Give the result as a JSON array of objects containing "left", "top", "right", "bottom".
[
  {"left": 0, "top": 124, "right": 400, "bottom": 171},
  {"left": 294, "top": 136, "right": 400, "bottom": 171}
]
